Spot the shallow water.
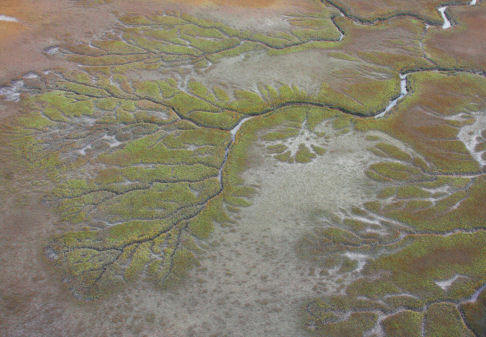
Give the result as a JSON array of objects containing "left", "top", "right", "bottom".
[
  {"left": 438, "top": 6, "right": 451, "bottom": 29},
  {"left": 0, "top": 14, "right": 18, "bottom": 22},
  {"left": 375, "top": 74, "right": 408, "bottom": 118},
  {"left": 435, "top": 275, "right": 463, "bottom": 290}
]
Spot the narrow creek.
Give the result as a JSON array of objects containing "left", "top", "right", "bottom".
[
  {"left": 218, "top": 116, "right": 254, "bottom": 186},
  {"left": 376, "top": 74, "right": 408, "bottom": 118},
  {"left": 438, "top": 6, "right": 452, "bottom": 29}
]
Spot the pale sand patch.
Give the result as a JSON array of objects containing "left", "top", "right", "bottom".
[
  {"left": 458, "top": 111, "right": 486, "bottom": 167},
  {"left": 0, "top": 123, "right": 383, "bottom": 337},
  {"left": 435, "top": 274, "right": 464, "bottom": 291},
  {"left": 111, "top": 124, "right": 384, "bottom": 336},
  {"left": 193, "top": 49, "right": 392, "bottom": 96},
  {"left": 0, "top": 14, "right": 18, "bottom": 22}
]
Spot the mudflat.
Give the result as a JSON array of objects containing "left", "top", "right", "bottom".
[{"left": 1, "top": 1, "right": 485, "bottom": 336}]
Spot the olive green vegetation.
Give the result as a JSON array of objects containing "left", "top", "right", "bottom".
[
  {"left": 460, "top": 288, "right": 486, "bottom": 337},
  {"left": 318, "top": 74, "right": 400, "bottom": 115},
  {"left": 23, "top": 57, "right": 392, "bottom": 296},
  {"left": 67, "top": 10, "right": 342, "bottom": 72},
  {"left": 358, "top": 51, "right": 432, "bottom": 72},
  {"left": 371, "top": 176, "right": 486, "bottom": 232},
  {"left": 424, "top": 303, "right": 474, "bottom": 337},
  {"left": 367, "top": 233, "right": 486, "bottom": 301},
  {"left": 423, "top": 10, "right": 486, "bottom": 72},
  {"left": 301, "top": 70, "right": 486, "bottom": 334},
  {"left": 381, "top": 311, "right": 423, "bottom": 337},
  {"left": 333, "top": 71, "right": 486, "bottom": 243},
  {"left": 325, "top": 0, "right": 456, "bottom": 25},
  {"left": 355, "top": 72, "right": 486, "bottom": 173},
  {"left": 20, "top": 55, "right": 364, "bottom": 298},
  {"left": 261, "top": 109, "right": 347, "bottom": 163},
  {"left": 303, "top": 233, "right": 486, "bottom": 335},
  {"left": 304, "top": 298, "right": 381, "bottom": 336},
  {"left": 4, "top": 6, "right": 486, "bottom": 337}
]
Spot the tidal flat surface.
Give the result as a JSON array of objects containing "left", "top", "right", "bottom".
[{"left": 0, "top": 1, "right": 485, "bottom": 336}]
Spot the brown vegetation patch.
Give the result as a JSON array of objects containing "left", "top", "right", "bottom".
[
  {"left": 329, "top": 0, "right": 465, "bottom": 23},
  {"left": 0, "top": 0, "right": 322, "bottom": 85},
  {"left": 425, "top": 4, "right": 486, "bottom": 69},
  {"left": 461, "top": 287, "right": 486, "bottom": 337},
  {"left": 361, "top": 72, "right": 486, "bottom": 173},
  {"left": 340, "top": 16, "right": 426, "bottom": 64}
]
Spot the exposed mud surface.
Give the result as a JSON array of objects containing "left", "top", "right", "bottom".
[
  {"left": 192, "top": 49, "right": 393, "bottom": 95},
  {"left": 1, "top": 0, "right": 485, "bottom": 336},
  {"left": 0, "top": 0, "right": 319, "bottom": 85},
  {"left": 131, "top": 129, "right": 381, "bottom": 336},
  {"left": 149, "top": 126, "right": 382, "bottom": 336}
]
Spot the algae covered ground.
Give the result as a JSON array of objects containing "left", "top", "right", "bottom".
[{"left": 0, "top": 0, "right": 485, "bottom": 336}]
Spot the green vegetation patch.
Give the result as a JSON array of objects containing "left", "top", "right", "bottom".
[
  {"left": 381, "top": 310, "right": 423, "bottom": 337},
  {"left": 460, "top": 288, "right": 486, "bottom": 337},
  {"left": 424, "top": 303, "right": 474, "bottom": 337}
]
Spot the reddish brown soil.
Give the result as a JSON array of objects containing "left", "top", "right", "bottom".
[
  {"left": 0, "top": 0, "right": 110, "bottom": 83},
  {"left": 330, "top": 0, "right": 458, "bottom": 22},
  {"left": 0, "top": 0, "right": 320, "bottom": 85},
  {"left": 425, "top": 3, "right": 486, "bottom": 69},
  {"left": 340, "top": 16, "right": 424, "bottom": 58}
]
